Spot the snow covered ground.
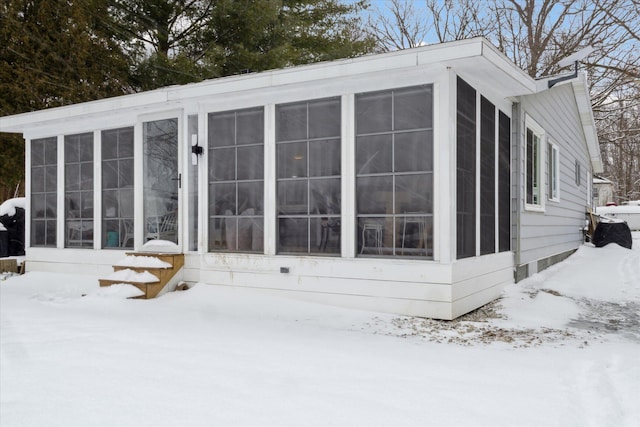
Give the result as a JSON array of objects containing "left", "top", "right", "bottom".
[{"left": 1, "top": 236, "right": 639, "bottom": 427}]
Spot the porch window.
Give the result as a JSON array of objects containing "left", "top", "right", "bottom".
[
  {"left": 30, "top": 137, "right": 57, "bottom": 247},
  {"left": 480, "top": 96, "right": 495, "bottom": 255},
  {"left": 102, "top": 127, "right": 134, "bottom": 248},
  {"left": 456, "top": 78, "right": 476, "bottom": 259},
  {"left": 548, "top": 142, "right": 560, "bottom": 201},
  {"left": 525, "top": 118, "right": 544, "bottom": 210},
  {"left": 356, "top": 85, "right": 433, "bottom": 257},
  {"left": 498, "top": 112, "right": 511, "bottom": 252},
  {"left": 276, "top": 97, "right": 341, "bottom": 254},
  {"left": 209, "top": 107, "right": 264, "bottom": 253},
  {"left": 64, "top": 133, "right": 94, "bottom": 248}
]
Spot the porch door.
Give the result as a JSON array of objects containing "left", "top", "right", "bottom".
[{"left": 143, "top": 118, "right": 180, "bottom": 245}]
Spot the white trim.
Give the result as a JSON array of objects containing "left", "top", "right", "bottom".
[
  {"left": 56, "top": 135, "right": 64, "bottom": 249},
  {"left": 342, "top": 94, "right": 356, "bottom": 258},
  {"left": 547, "top": 140, "right": 560, "bottom": 202},
  {"left": 264, "top": 104, "right": 277, "bottom": 256},
  {"left": 93, "top": 130, "right": 101, "bottom": 250},
  {"left": 524, "top": 115, "right": 545, "bottom": 212}
]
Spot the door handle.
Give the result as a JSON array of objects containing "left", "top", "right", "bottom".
[{"left": 171, "top": 174, "right": 182, "bottom": 189}]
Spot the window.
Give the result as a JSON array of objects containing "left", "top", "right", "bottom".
[
  {"left": 575, "top": 160, "right": 581, "bottom": 186},
  {"left": 525, "top": 118, "right": 544, "bottom": 209},
  {"left": 277, "top": 98, "right": 341, "bottom": 254},
  {"left": 480, "top": 96, "right": 495, "bottom": 255},
  {"left": 456, "top": 78, "right": 476, "bottom": 259},
  {"left": 209, "top": 107, "right": 264, "bottom": 252},
  {"left": 65, "top": 133, "right": 94, "bottom": 248},
  {"left": 356, "top": 85, "right": 433, "bottom": 257},
  {"left": 102, "top": 127, "right": 134, "bottom": 248},
  {"left": 547, "top": 142, "right": 560, "bottom": 201},
  {"left": 498, "top": 112, "right": 511, "bottom": 252},
  {"left": 31, "top": 137, "right": 57, "bottom": 247}
]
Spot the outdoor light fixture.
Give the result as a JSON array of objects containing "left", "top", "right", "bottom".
[{"left": 191, "top": 134, "right": 203, "bottom": 165}]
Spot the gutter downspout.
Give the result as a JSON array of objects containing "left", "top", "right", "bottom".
[{"left": 512, "top": 102, "right": 522, "bottom": 270}]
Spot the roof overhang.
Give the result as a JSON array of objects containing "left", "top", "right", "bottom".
[
  {"left": 0, "top": 37, "right": 538, "bottom": 137},
  {"left": 571, "top": 73, "right": 603, "bottom": 173}
]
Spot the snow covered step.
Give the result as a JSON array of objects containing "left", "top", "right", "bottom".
[{"left": 99, "top": 252, "right": 185, "bottom": 299}]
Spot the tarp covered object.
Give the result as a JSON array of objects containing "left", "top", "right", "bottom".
[{"left": 592, "top": 220, "right": 633, "bottom": 249}]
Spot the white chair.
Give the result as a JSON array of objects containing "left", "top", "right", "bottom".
[
  {"left": 401, "top": 216, "right": 428, "bottom": 255},
  {"left": 360, "top": 220, "right": 383, "bottom": 254}
]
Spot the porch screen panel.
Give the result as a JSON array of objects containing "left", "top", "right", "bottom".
[
  {"left": 102, "top": 127, "right": 134, "bottom": 248},
  {"left": 356, "top": 85, "right": 433, "bottom": 258},
  {"left": 498, "top": 111, "right": 511, "bottom": 252},
  {"left": 480, "top": 96, "right": 495, "bottom": 255},
  {"left": 208, "top": 107, "right": 264, "bottom": 253},
  {"left": 276, "top": 98, "right": 341, "bottom": 254},
  {"left": 31, "top": 137, "right": 57, "bottom": 247},
  {"left": 64, "top": 133, "right": 94, "bottom": 248},
  {"left": 456, "top": 77, "right": 476, "bottom": 259}
]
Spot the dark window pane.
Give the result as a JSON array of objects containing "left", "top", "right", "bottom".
[
  {"left": 209, "top": 111, "right": 235, "bottom": 147},
  {"left": 31, "top": 167, "right": 45, "bottom": 193},
  {"left": 498, "top": 111, "right": 511, "bottom": 252},
  {"left": 310, "top": 217, "right": 340, "bottom": 254},
  {"left": 309, "top": 139, "right": 340, "bottom": 177},
  {"left": 238, "top": 181, "right": 264, "bottom": 215},
  {"left": 310, "top": 179, "right": 341, "bottom": 215},
  {"left": 45, "top": 220, "right": 56, "bottom": 246},
  {"left": 456, "top": 77, "right": 476, "bottom": 259},
  {"left": 395, "top": 174, "right": 432, "bottom": 213},
  {"left": 119, "top": 159, "right": 134, "bottom": 187},
  {"left": 210, "top": 147, "right": 236, "bottom": 181},
  {"left": 394, "top": 131, "right": 432, "bottom": 172},
  {"left": 32, "top": 221, "right": 46, "bottom": 245},
  {"left": 394, "top": 86, "right": 432, "bottom": 131},
  {"left": 80, "top": 163, "right": 93, "bottom": 190},
  {"left": 276, "top": 103, "right": 307, "bottom": 142},
  {"left": 65, "top": 139, "right": 80, "bottom": 163},
  {"left": 357, "top": 176, "right": 392, "bottom": 215},
  {"left": 356, "top": 91, "right": 392, "bottom": 134},
  {"left": 278, "top": 180, "right": 308, "bottom": 215},
  {"left": 236, "top": 108, "right": 264, "bottom": 145},
  {"left": 45, "top": 166, "right": 57, "bottom": 192},
  {"left": 480, "top": 96, "right": 496, "bottom": 255},
  {"left": 103, "top": 160, "right": 118, "bottom": 189},
  {"left": 278, "top": 218, "right": 308, "bottom": 253},
  {"left": 308, "top": 98, "right": 340, "bottom": 139},
  {"left": 277, "top": 142, "right": 307, "bottom": 179},
  {"left": 80, "top": 135, "right": 93, "bottom": 162},
  {"left": 237, "top": 217, "right": 263, "bottom": 252},
  {"left": 237, "top": 145, "right": 263, "bottom": 180},
  {"left": 356, "top": 135, "right": 392, "bottom": 174},
  {"left": 358, "top": 217, "right": 387, "bottom": 255},
  {"left": 210, "top": 182, "right": 236, "bottom": 215},
  {"left": 118, "top": 129, "right": 134, "bottom": 157},
  {"left": 31, "top": 140, "right": 45, "bottom": 166},
  {"left": 32, "top": 194, "right": 45, "bottom": 219},
  {"left": 396, "top": 215, "right": 432, "bottom": 257},
  {"left": 65, "top": 164, "right": 79, "bottom": 191},
  {"left": 102, "top": 130, "right": 119, "bottom": 160}
]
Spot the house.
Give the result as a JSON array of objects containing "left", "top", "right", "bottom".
[
  {"left": 592, "top": 176, "right": 615, "bottom": 206},
  {"left": 0, "top": 38, "right": 602, "bottom": 319}
]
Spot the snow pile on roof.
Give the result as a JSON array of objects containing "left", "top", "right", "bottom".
[
  {"left": 596, "top": 205, "right": 640, "bottom": 230},
  {"left": 104, "top": 269, "right": 158, "bottom": 283},
  {"left": 0, "top": 197, "right": 25, "bottom": 217},
  {"left": 114, "top": 255, "right": 171, "bottom": 269}
]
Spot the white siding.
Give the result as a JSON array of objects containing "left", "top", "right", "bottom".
[{"left": 515, "top": 83, "right": 591, "bottom": 267}]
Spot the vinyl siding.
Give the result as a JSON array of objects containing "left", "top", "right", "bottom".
[{"left": 515, "top": 83, "right": 591, "bottom": 267}]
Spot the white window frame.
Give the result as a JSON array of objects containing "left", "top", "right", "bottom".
[
  {"left": 547, "top": 140, "right": 560, "bottom": 202},
  {"left": 525, "top": 115, "right": 545, "bottom": 212}
]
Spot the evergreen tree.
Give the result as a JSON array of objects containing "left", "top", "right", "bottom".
[
  {"left": 109, "top": 0, "right": 375, "bottom": 90},
  {"left": 0, "top": 0, "right": 131, "bottom": 199}
]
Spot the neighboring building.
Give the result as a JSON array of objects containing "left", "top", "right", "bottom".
[
  {"left": 592, "top": 176, "right": 615, "bottom": 206},
  {"left": 0, "top": 38, "right": 602, "bottom": 319}
]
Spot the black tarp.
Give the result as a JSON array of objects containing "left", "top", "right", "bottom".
[
  {"left": 0, "top": 206, "right": 25, "bottom": 256},
  {"left": 592, "top": 220, "right": 633, "bottom": 249}
]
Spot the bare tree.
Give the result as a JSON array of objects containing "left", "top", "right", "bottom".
[{"left": 367, "top": 0, "right": 640, "bottom": 202}]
